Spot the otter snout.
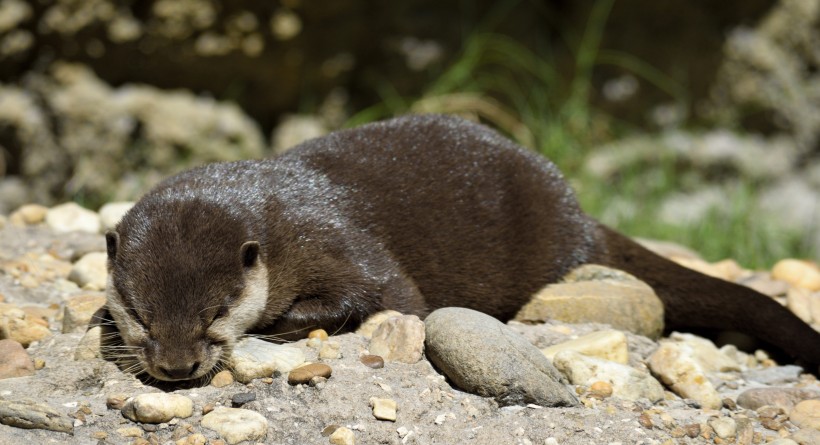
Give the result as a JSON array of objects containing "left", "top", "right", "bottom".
[{"left": 147, "top": 339, "right": 212, "bottom": 381}]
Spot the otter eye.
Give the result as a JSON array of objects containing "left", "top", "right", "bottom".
[{"left": 212, "top": 304, "right": 229, "bottom": 323}]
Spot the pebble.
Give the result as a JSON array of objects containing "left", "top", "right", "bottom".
[
  {"left": 308, "top": 329, "right": 329, "bottom": 341},
  {"left": 61, "top": 292, "right": 106, "bottom": 333},
  {"left": 106, "top": 394, "right": 128, "bottom": 410},
  {"left": 708, "top": 417, "right": 737, "bottom": 439},
  {"left": 201, "top": 407, "right": 268, "bottom": 445},
  {"left": 322, "top": 424, "right": 340, "bottom": 436},
  {"left": 210, "top": 370, "right": 234, "bottom": 388},
  {"left": 201, "top": 403, "right": 216, "bottom": 415},
  {"left": 355, "top": 310, "right": 402, "bottom": 338},
  {"left": 424, "top": 307, "right": 578, "bottom": 407},
  {"left": 229, "top": 337, "right": 305, "bottom": 383},
  {"left": 230, "top": 392, "right": 256, "bottom": 407},
  {"left": 736, "top": 387, "right": 820, "bottom": 412},
  {"left": 329, "top": 426, "right": 355, "bottom": 445},
  {"left": 541, "top": 330, "right": 629, "bottom": 364},
  {"left": 588, "top": 381, "right": 613, "bottom": 399},
  {"left": 288, "top": 363, "right": 332, "bottom": 385},
  {"left": 116, "top": 426, "right": 144, "bottom": 437},
  {"left": 370, "top": 397, "right": 397, "bottom": 421},
  {"left": 0, "top": 399, "right": 74, "bottom": 433},
  {"left": 319, "top": 341, "right": 341, "bottom": 360},
  {"left": 9, "top": 204, "right": 48, "bottom": 226},
  {"left": 368, "top": 314, "right": 425, "bottom": 364},
  {"left": 121, "top": 393, "right": 194, "bottom": 423},
  {"left": 772, "top": 259, "right": 820, "bottom": 291},
  {"left": 45, "top": 203, "right": 101, "bottom": 234},
  {"left": 789, "top": 399, "right": 820, "bottom": 430},
  {"left": 98, "top": 201, "right": 135, "bottom": 230},
  {"left": 0, "top": 339, "right": 35, "bottom": 379},
  {"left": 0, "top": 305, "right": 52, "bottom": 347},
  {"left": 360, "top": 354, "right": 384, "bottom": 369},
  {"left": 515, "top": 265, "right": 664, "bottom": 338},
  {"left": 552, "top": 350, "right": 664, "bottom": 402},
  {"left": 67, "top": 252, "right": 107, "bottom": 291},
  {"left": 175, "top": 433, "right": 207, "bottom": 445}
]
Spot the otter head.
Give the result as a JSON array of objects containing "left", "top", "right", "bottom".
[{"left": 105, "top": 200, "right": 269, "bottom": 381}]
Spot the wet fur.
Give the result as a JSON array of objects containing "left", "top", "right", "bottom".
[{"left": 107, "top": 114, "right": 820, "bottom": 380}]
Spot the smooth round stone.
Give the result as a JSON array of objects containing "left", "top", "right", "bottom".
[
  {"left": 98, "top": 201, "right": 135, "bottom": 230},
  {"left": 45, "top": 203, "right": 101, "bottom": 234},
  {"left": 288, "top": 363, "right": 332, "bottom": 385},
  {"left": 360, "top": 354, "right": 384, "bottom": 369},
  {"left": 772, "top": 259, "right": 820, "bottom": 291},
  {"left": 9, "top": 204, "right": 48, "bottom": 226},
  {"left": 121, "top": 393, "right": 193, "bottom": 423},
  {"left": 790, "top": 399, "right": 820, "bottom": 430},
  {"left": 201, "top": 407, "right": 268, "bottom": 445},
  {"left": 589, "top": 381, "right": 613, "bottom": 399},
  {"left": 308, "top": 329, "right": 328, "bottom": 341},
  {"left": 0, "top": 339, "right": 35, "bottom": 379},
  {"left": 210, "top": 370, "right": 234, "bottom": 388}
]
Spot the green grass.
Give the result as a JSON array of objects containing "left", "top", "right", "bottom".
[{"left": 344, "top": 0, "right": 814, "bottom": 269}]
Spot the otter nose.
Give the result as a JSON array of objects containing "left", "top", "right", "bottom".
[{"left": 158, "top": 362, "right": 200, "bottom": 380}]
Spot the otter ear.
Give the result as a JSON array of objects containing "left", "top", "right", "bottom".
[
  {"left": 240, "top": 241, "right": 260, "bottom": 268},
  {"left": 105, "top": 231, "right": 119, "bottom": 260}
]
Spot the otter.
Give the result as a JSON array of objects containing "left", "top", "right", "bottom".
[{"left": 105, "top": 114, "right": 820, "bottom": 382}]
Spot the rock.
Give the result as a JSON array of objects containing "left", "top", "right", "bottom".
[
  {"left": 67, "top": 252, "right": 108, "bottom": 291},
  {"left": 0, "top": 305, "right": 52, "bottom": 347},
  {"left": 175, "top": 433, "right": 207, "bottom": 445},
  {"left": 319, "top": 341, "right": 340, "bottom": 360},
  {"left": 708, "top": 417, "right": 737, "bottom": 439},
  {"left": 588, "top": 381, "right": 613, "bottom": 399},
  {"left": 540, "top": 330, "right": 629, "bottom": 364},
  {"left": 229, "top": 337, "right": 305, "bottom": 383},
  {"left": 45, "top": 203, "right": 101, "bottom": 234},
  {"left": 369, "top": 397, "right": 397, "bottom": 421},
  {"left": 648, "top": 333, "right": 735, "bottom": 410},
  {"left": 673, "top": 257, "right": 742, "bottom": 281},
  {"left": 791, "top": 428, "right": 820, "bottom": 445},
  {"left": 790, "top": 400, "right": 820, "bottom": 430},
  {"left": 98, "top": 201, "right": 135, "bottom": 230},
  {"left": 360, "top": 354, "right": 384, "bottom": 369},
  {"left": 329, "top": 426, "right": 355, "bottom": 445},
  {"left": 635, "top": 238, "right": 702, "bottom": 260},
  {"left": 121, "top": 393, "right": 194, "bottom": 423},
  {"left": 772, "top": 259, "right": 820, "bottom": 291},
  {"left": 106, "top": 394, "right": 128, "bottom": 410},
  {"left": 768, "top": 440, "right": 798, "bottom": 445},
  {"left": 210, "top": 370, "right": 234, "bottom": 388},
  {"left": 61, "top": 292, "right": 106, "bottom": 333},
  {"left": 743, "top": 365, "right": 803, "bottom": 385},
  {"left": 787, "top": 288, "right": 814, "bottom": 323},
  {"left": 230, "top": 392, "right": 256, "bottom": 407},
  {"left": 308, "top": 329, "right": 329, "bottom": 341},
  {"left": 0, "top": 339, "right": 35, "bottom": 379},
  {"left": 74, "top": 325, "right": 102, "bottom": 360},
  {"left": 9, "top": 204, "right": 48, "bottom": 226},
  {"left": 0, "top": 399, "right": 73, "bottom": 433},
  {"left": 552, "top": 350, "right": 664, "bottom": 402},
  {"left": 116, "top": 426, "right": 143, "bottom": 437},
  {"left": 424, "top": 307, "right": 578, "bottom": 407},
  {"left": 738, "top": 273, "right": 790, "bottom": 297},
  {"left": 201, "top": 407, "right": 268, "bottom": 445},
  {"left": 515, "top": 265, "right": 664, "bottom": 338},
  {"left": 288, "top": 363, "right": 332, "bottom": 385},
  {"left": 355, "top": 310, "right": 402, "bottom": 338},
  {"left": 737, "top": 388, "right": 820, "bottom": 412},
  {"left": 368, "top": 314, "right": 425, "bottom": 363}
]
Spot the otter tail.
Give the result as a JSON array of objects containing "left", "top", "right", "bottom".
[{"left": 591, "top": 222, "right": 820, "bottom": 369}]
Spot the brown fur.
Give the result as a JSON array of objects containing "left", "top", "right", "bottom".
[{"left": 106, "top": 114, "right": 820, "bottom": 381}]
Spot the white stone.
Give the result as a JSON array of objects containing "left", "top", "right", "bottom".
[
  {"left": 541, "top": 330, "right": 629, "bottom": 364},
  {"left": 98, "top": 201, "right": 135, "bottom": 230},
  {"left": 201, "top": 407, "right": 268, "bottom": 445},
  {"left": 45, "top": 203, "right": 101, "bottom": 234},
  {"left": 67, "top": 252, "right": 108, "bottom": 290},
  {"left": 648, "top": 335, "right": 725, "bottom": 410},
  {"left": 121, "top": 393, "right": 193, "bottom": 423},
  {"left": 229, "top": 337, "right": 304, "bottom": 383},
  {"left": 552, "top": 350, "right": 664, "bottom": 402}
]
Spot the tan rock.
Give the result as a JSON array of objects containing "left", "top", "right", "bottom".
[
  {"left": 368, "top": 314, "right": 425, "bottom": 363},
  {"left": 319, "top": 341, "right": 340, "bottom": 360},
  {"left": 9, "top": 204, "right": 48, "bottom": 226},
  {"left": 45, "top": 202, "right": 101, "bottom": 234},
  {"left": 201, "top": 407, "right": 268, "bottom": 444},
  {"left": 308, "top": 329, "right": 328, "bottom": 341},
  {"left": 772, "top": 259, "right": 820, "bottom": 291},
  {"left": 74, "top": 325, "right": 102, "bottom": 360},
  {"left": 0, "top": 305, "right": 51, "bottom": 347},
  {"left": 787, "top": 288, "right": 814, "bottom": 323},
  {"left": 62, "top": 292, "right": 106, "bottom": 333},
  {"left": 288, "top": 363, "right": 331, "bottom": 385},
  {"left": 355, "top": 310, "right": 402, "bottom": 338},
  {"left": 790, "top": 399, "right": 820, "bottom": 431},
  {"left": 541, "top": 330, "right": 628, "bottom": 364},
  {"left": 98, "top": 201, "right": 135, "bottom": 230},
  {"left": 67, "top": 252, "right": 108, "bottom": 290},
  {"left": 552, "top": 350, "right": 664, "bottom": 402},
  {"left": 0, "top": 339, "right": 35, "bottom": 379},
  {"left": 369, "top": 397, "right": 397, "bottom": 421},
  {"left": 516, "top": 265, "right": 664, "bottom": 338},
  {"left": 210, "top": 370, "right": 234, "bottom": 388},
  {"left": 121, "top": 393, "right": 194, "bottom": 423},
  {"left": 329, "top": 426, "right": 355, "bottom": 445}
]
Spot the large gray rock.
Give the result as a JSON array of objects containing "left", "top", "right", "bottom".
[{"left": 424, "top": 307, "right": 578, "bottom": 407}]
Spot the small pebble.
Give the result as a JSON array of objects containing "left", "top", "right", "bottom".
[
  {"left": 117, "top": 426, "right": 144, "bottom": 438},
  {"left": 684, "top": 424, "right": 700, "bottom": 438},
  {"left": 308, "top": 329, "right": 329, "bottom": 341},
  {"left": 210, "top": 370, "right": 234, "bottom": 388},
  {"left": 329, "top": 426, "right": 355, "bottom": 445},
  {"left": 360, "top": 354, "right": 384, "bottom": 369},
  {"left": 319, "top": 341, "right": 341, "bottom": 359},
  {"left": 106, "top": 394, "right": 128, "bottom": 410},
  {"left": 231, "top": 392, "right": 256, "bottom": 407},
  {"left": 638, "top": 412, "right": 653, "bottom": 429},
  {"left": 288, "top": 363, "right": 332, "bottom": 385},
  {"left": 33, "top": 358, "right": 45, "bottom": 370},
  {"left": 322, "top": 424, "right": 341, "bottom": 436},
  {"left": 369, "top": 397, "right": 397, "bottom": 421},
  {"left": 202, "top": 403, "right": 216, "bottom": 415},
  {"left": 589, "top": 381, "right": 613, "bottom": 399}
]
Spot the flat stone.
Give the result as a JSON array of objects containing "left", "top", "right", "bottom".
[
  {"left": 552, "top": 350, "right": 664, "bottom": 402},
  {"left": 62, "top": 292, "right": 106, "bottom": 333},
  {"left": 790, "top": 400, "right": 820, "bottom": 430},
  {"left": 355, "top": 310, "right": 402, "bottom": 339},
  {"left": 0, "top": 399, "right": 73, "bottom": 433},
  {"left": 121, "top": 393, "right": 193, "bottom": 423},
  {"left": 515, "top": 265, "right": 664, "bottom": 338},
  {"left": 425, "top": 307, "right": 578, "bottom": 407},
  {"left": 201, "top": 407, "right": 268, "bottom": 445},
  {"left": 67, "top": 252, "right": 108, "bottom": 291},
  {"left": 0, "top": 339, "right": 35, "bottom": 379},
  {"left": 288, "top": 363, "right": 332, "bottom": 385},
  {"left": 541, "top": 330, "right": 629, "bottom": 364},
  {"left": 229, "top": 337, "right": 304, "bottom": 383},
  {"left": 45, "top": 202, "right": 101, "bottom": 234},
  {"left": 329, "top": 426, "right": 355, "bottom": 445},
  {"left": 369, "top": 397, "right": 397, "bottom": 421},
  {"left": 737, "top": 387, "right": 820, "bottom": 412},
  {"left": 98, "top": 201, "right": 135, "bottom": 230},
  {"left": 368, "top": 314, "right": 425, "bottom": 363}
]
